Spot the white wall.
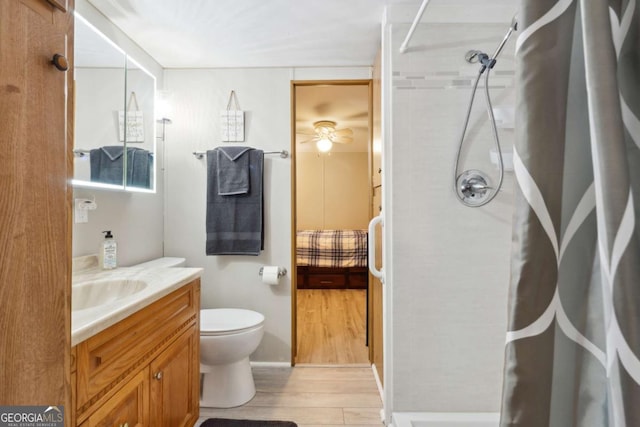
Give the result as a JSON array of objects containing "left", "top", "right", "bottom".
[
  {"left": 164, "top": 67, "right": 371, "bottom": 362},
  {"left": 384, "top": 5, "right": 516, "bottom": 414},
  {"left": 72, "top": 0, "right": 165, "bottom": 266}
]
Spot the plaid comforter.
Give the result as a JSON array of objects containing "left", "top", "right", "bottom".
[{"left": 296, "top": 230, "right": 368, "bottom": 268}]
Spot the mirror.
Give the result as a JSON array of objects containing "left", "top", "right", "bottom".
[
  {"left": 124, "top": 56, "right": 156, "bottom": 190},
  {"left": 73, "top": 13, "right": 156, "bottom": 192}
]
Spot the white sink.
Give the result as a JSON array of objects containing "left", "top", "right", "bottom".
[{"left": 72, "top": 279, "right": 148, "bottom": 311}]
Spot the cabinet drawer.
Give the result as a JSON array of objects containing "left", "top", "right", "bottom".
[
  {"left": 76, "top": 281, "right": 198, "bottom": 413},
  {"left": 296, "top": 272, "right": 306, "bottom": 287},
  {"left": 348, "top": 272, "right": 368, "bottom": 289},
  {"left": 308, "top": 274, "right": 345, "bottom": 288}
]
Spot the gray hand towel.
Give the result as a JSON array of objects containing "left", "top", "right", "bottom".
[
  {"left": 216, "top": 146, "right": 252, "bottom": 195},
  {"left": 126, "top": 147, "right": 153, "bottom": 189},
  {"left": 90, "top": 146, "right": 125, "bottom": 185},
  {"left": 206, "top": 148, "right": 264, "bottom": 255},
  {"left": 90, "top": 146, "right": 152, "bottom": 188}
]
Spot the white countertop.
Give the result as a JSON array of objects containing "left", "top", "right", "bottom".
[{"left": 71, "top": 260, "right": 202, "bottom": 346}]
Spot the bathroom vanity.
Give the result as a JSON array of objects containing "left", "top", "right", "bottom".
[{"left": 70, "top": 260, "right": 202, "bottom": 427}]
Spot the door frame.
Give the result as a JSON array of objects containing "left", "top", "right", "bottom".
[{"left": 290, "top": 79, "right": 374, "bottom": 365}]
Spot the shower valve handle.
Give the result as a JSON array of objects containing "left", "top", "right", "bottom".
[
  {"left": 460, "top": 181, "right": 492, "bottom": 192},
  {"left": 456, "top": 170, "right": 494, "bottom": 205}
]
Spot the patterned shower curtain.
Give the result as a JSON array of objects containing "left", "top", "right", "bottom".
[{"left": 501, "top": 0, "right": 640, "bottom": 426}]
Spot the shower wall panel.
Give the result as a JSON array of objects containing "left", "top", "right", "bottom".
[{"left": 387, "top": 20, "right": 516, "bottom": 412}]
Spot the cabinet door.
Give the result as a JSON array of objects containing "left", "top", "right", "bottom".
[
  {"left": 149, "top": 327, "right": 199, "bottom": 427},
  {"left": 79, "top": 368, "right": 149, "bottom": 427},
  {"left": 0, "top": 0, "right": 72, "bottom": 406}
]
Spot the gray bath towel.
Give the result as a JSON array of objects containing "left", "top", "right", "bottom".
[
  {"left": 216, "top": 146, "right": 251, "bottom": 195},
  {"left": 206, "top": 148, "right": 264, "bottom": 255}
]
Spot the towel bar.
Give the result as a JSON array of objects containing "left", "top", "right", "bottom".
[
  {"left": 193, "top": 150, "right": 288, "bottom": 159},
  {"left": 74, "top": 148, "right": 155, "bottom": 158}
]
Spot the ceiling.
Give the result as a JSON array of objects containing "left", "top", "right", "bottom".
[
  {"left": 86, "top": 0, "right": 420, "bottom": 68},
  {"left": 295, "top": 84, "right": 370, "bottom": 153}
]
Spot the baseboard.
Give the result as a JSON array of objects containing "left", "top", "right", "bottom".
[
  {"left": 371, "top": 364, "right": 386, "bottom": 424},
  {"left": 294, "top": 363, "right": 371, "bottom": 368},
  {"left": 372, "top": 363, "right": 384, "bottom": 400},
  {"left": 249, "top": 361, "right": 292, "bottom": 368}
]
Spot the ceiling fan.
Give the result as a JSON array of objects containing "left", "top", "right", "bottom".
[{"left": 298, "top": 120, "right": 353, "bottom": 152}]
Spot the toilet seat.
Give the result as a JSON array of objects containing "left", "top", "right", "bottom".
[{"left": 201, "top": 308, "right": 264, "bottom": 336}]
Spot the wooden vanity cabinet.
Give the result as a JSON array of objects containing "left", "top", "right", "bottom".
[{"left": 73, "top": 279, "right": 200, "bottom": 427}]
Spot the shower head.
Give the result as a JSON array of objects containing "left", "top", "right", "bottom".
[
  {"left": 490, "top": 15, "right": 518, "bottom": 61},
  {"left": 466, "top": 15, "right": 518, "bottom": 74}
]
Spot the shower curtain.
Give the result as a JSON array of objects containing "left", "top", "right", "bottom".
[{"left": 501, "top": 0, "right": 640, "bottom": 426}]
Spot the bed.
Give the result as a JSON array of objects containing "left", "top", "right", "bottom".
[{"left": 296, "top": 229, "right": 368, "bottom": 289}]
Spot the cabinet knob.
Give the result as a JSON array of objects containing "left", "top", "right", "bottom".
[
  {"left": 51, "top": 54, "right": 68, "bottom": 71},
  {"left": 154, "top": 371, "right": 163, "bottom": 380}
]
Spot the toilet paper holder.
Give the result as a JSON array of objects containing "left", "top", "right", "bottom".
[{"left": 259, "top": 267, "right": 287, "bottom": 278}]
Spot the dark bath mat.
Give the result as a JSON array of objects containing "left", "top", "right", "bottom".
[{"left": 200, "top": 419, "right": 297, "bottom": 427}]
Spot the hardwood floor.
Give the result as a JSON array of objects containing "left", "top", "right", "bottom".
[
  {"left": 296, "top": 289, "right": 369, "bottom": 365},
  {"left": 197, "top": 366, "right": 383, "bottom": 426}
]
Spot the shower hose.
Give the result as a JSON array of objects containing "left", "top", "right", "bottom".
[{"left": 453, "top": 64, "right": 505, "bottom": 207}]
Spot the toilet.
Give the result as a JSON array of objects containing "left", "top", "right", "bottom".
[{"left": 199, "top": 308, "right": 265, "bottom": 408}]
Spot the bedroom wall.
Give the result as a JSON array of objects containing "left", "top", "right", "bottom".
[
  {"left": 384, "top": 4, "right": 516, "bottom": 414},
  {"left": 163, "top": 67, "right": 371, "bottom": 362},
  {"left": 72, "top": 0, "right": 165, "bottom": 266},
  {"left": 296, "top": 152, "right": 369, "bottom": 230}
]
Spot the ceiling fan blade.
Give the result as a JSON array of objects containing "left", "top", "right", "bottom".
[
  {"left": 296, "top": 130, "right": 317, "bottom": 136},
  {"left": 298, "top": 137, "right": 318, "bottom": 144},
  {"left": 331, "top": 136, "right": 353, "bottom": 144},
  {"left": 333, "top": 128, "right": 353, "bottom": 137},
  {"left": 345, "top": 111, "right": 369, "bottom": 120}
]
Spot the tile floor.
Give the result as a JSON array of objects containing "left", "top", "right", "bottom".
[{"left": 196, "top": 366, "right": 383, "bottom": 426}]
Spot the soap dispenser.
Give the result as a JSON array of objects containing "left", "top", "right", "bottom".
[{"left": 100, "top": 230, "right": 117, "bottom": 270}]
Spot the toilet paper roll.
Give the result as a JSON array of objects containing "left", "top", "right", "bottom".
[{"left": 261, "top": 266, "right": 280, "bottom": 285}]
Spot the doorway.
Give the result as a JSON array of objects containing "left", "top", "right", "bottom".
[{"left": 291, "top": 80, "right": 373, "bottom": 365}]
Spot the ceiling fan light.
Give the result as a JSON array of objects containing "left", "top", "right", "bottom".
[{"left": 316, "top": 138, "right": 333, "bottom": 152}]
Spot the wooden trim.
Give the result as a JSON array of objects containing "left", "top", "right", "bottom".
[
  {"left": 290, "top": 79, "right": 372, "bottom": 87},
  {"left": 370, "top": 48, "right": 384, "bottom": 385},
  {"left": 290, "top": 79, "right": 373, "bottom": 366},
  {"left": 66, "top": 3, "right": 75, "bottom": 424},
  {"left": 46, "top": 0, "right": 68, "bottom": 12},
  {"left": 290, "top": 80, "right": 297, "bottom": 366},
  {"left": 367, "top": 79, "right": 375, "bottom": 363}
]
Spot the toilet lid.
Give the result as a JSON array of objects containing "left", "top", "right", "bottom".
[{"left": 201, "top": 308, "right": 264, "bottom": 333}]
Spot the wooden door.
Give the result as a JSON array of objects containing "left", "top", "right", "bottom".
[
  {"left": 0, "top": 0, "right": 73, "bottom": 410},
  {"left": 369, "top": 49, "right": 384, "bottom": 385},
  {"left": 149, "top": 327, "right": 199, "bottom": 427}
]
